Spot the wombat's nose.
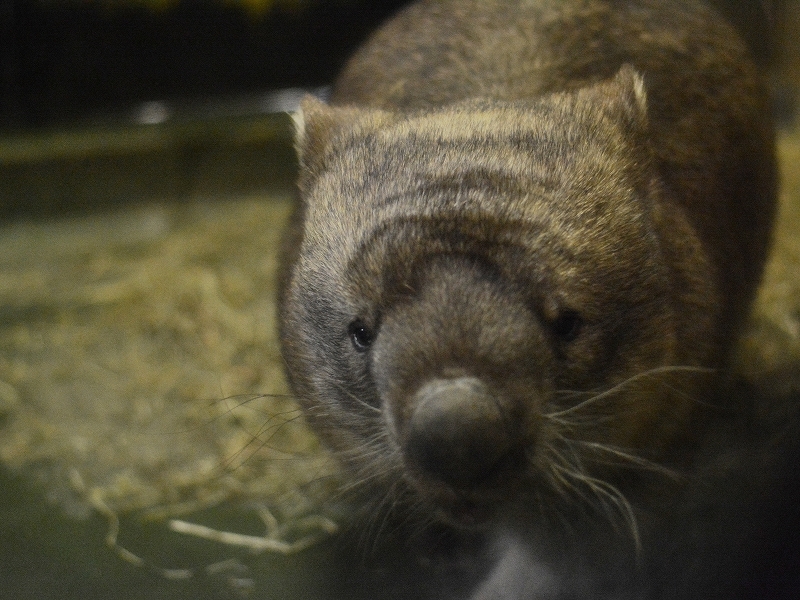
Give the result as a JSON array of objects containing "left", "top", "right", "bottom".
[{"left": 406, "top": 377, "right": 514, "bottom": 489}]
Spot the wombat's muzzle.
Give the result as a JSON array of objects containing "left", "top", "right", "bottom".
[{"left": 407, "top": 376, "right": 522, "bottom": 489}]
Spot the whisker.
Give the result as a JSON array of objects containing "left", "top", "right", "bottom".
[
  {"left": 547, "top": 365, "right": 714, "bottom": 419},
  {"left": 550, "top": 462, "right": 642, "bottom": 553},
  {"left": 572, "top": 440, "right": 680, "bottom": 478},
  {"left": 331, "top": 380, "right": 383, "bottom": 415}
]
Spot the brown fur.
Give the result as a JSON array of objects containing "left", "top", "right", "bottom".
[{"left": 279, "top": 0, "right": 777, "bottom": 597}]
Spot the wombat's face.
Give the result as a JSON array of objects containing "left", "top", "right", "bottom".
[{"left": 281, "top": 70, "right": 701, "bottom": 526}]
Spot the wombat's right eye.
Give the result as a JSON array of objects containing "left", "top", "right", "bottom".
[{"left": 348, "top": 320, "right": 374, "bottom": 352}]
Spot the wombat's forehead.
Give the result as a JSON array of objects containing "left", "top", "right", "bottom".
[
  {"left": 301, "top": 101, "right": 650, "bottom": 276},
  {"left": 302, "top": 199, "right": 650, "bottom": 296},
  {"left": 321, "top": 108, "right": 632, "bottom": 203},
  {"left": 310, "top": 157, "right": 644, "bottom": 246}
]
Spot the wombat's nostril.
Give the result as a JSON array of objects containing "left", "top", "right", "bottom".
[{"left": 406, "top": 377, "right": 515, "bottom": 489}]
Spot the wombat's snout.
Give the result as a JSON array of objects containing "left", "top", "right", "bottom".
[{"left": 406, "top": 377, "right": 519, "bottom": 489}]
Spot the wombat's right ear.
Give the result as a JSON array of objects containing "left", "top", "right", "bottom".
[
  {"left": 293, "top": 95, "right": 368, "bottom": 179},
  {"left": 293, "top": 95, "right": 334, "bottom": 164}
]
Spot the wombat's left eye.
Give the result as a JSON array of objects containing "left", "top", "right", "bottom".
[
  {"left": 348, "top": 320, "right": 374, "bottom": 352},
  {"left": 552, "top": 310, "right": 583, "bottom": 342}
]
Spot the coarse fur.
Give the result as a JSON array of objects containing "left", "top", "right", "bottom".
[{"left": 279, "top": 0, "right": 780, "bottom": 597}]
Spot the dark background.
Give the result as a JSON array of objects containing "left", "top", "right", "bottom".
[
  {"left": 0, "top": 0, "right": 790, "bottom": 130},
  {"left": 0, "top": 0, "right": 409, "bottom": 129}
]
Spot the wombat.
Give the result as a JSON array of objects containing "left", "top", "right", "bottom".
[{"left": 279, "top": 0, "right": 781, "bottom": 597}]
